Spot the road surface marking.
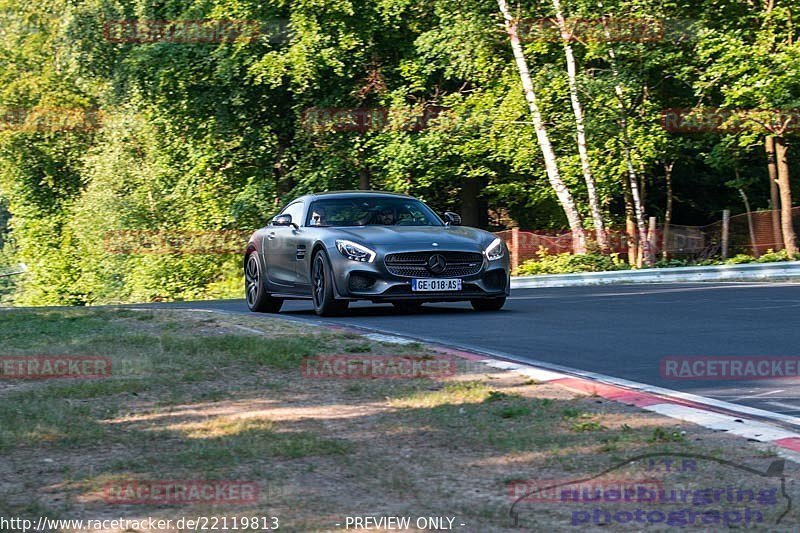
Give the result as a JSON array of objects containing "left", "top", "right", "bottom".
[
  {"left": 766, "top": 401, "right": 800, "bottom": 413},
  {"left": 730, "top": 389, "right": 786, "bottom": 401}
]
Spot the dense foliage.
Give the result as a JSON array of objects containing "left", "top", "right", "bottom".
[
  {"left": 517, "top": 250, "right": 629, "bottom": 275},
  {"left": 0, "top": 0, "right": 797, "bottom": 303}
]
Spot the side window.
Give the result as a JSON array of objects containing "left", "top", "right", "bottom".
[{"left": 280, "top": 202, "right": 304, "bottom": 226}]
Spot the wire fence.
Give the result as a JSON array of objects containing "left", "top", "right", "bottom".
[{"left": 496, "top": 207, "right": 800, "bottom": 270}]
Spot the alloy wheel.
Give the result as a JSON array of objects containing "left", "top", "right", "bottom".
[
  {"left": 312, "top": 255, "right": 325, "bottom": 308},
  {"left": 245, "top": 254, "right": 260, "bottom": 308}
]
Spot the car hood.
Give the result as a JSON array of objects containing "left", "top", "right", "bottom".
[{"left": 331, "top": 225, "right": 495, "bottom": 249}]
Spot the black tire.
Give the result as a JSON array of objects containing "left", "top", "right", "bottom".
[
  {"left": 311, "top": 251, "right": 349, "bottom": 316},
  {"left": 470, "top": 297, "right": 506, "bottom": 312},
  {"left": 392, "top": 301, "right": 424, "bottom": 312},
  {"left": 245, "top": 252, "right": 283, "bottom": 313}
]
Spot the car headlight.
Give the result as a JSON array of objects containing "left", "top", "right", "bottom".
[
  {"left": 336, "top": 240, "right": 376, "bottom": 263},
  {"left": 485, "top": 238, "right": 505, "bottom": 261}
]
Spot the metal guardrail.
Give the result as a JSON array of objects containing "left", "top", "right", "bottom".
[{"left": 511, "top": 261, "right": 800, "bottom": 289}]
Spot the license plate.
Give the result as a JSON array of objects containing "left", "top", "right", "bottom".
[{"left": 411, "top": 278, "right": 462, "bottom": 291}]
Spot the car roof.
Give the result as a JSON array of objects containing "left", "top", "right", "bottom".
[{"left": 297, "top": 191, "right": 415, "bottom": 202}]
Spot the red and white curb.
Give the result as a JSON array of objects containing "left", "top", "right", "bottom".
[
  {"left": 449, "top": 352, "right": 800, "bottom": 462},
  {"left": 330, "top": 328, "right": 800, "bottom": 462}
]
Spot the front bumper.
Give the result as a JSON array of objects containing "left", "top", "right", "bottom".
[{"left": 329, "top": 246, "right": 510, "bottom": 302}]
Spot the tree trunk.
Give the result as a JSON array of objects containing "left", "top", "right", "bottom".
[
  {"left": 498, "top": 0, "right": 587, "bottom": 254},
  {"left": 639, "top": 174, "right": 647, "bottom": 214},
  {"left": 552, "top": 0, "right": 606, "bottom": 251},
  {"left": 662, "top": 161, "right": 674, "bottom": 259},
  {"left": 460, "top": 177, "right": 481, "bottom": 227},
  {"left": 738, "top": 187, "right": 758, "bottom": 257},
  {"left": 622, "top": 172, "right": 637, "bottom": 264},
  {"left": 602, "top": 23, "right": 653, "bottom": 266},
  {"left": 765, "top": 136, "right": 784, "bottom": 250},
  {"left": 359, "top": 167, "right": 371, "bottom": 190},
  {"left": 774, "top": 136, "right": 797, "bottom": 256},
  {"left": 622, "top": 120, "right": 651, "bottom": 267}
]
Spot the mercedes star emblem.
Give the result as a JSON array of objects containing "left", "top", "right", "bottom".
[{"left": 427, "top": 254, "right": 447, "bottom": 274}]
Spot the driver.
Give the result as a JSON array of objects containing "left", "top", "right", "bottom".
[
  {"left": 377, "top": 208, "right": 395, "bottom": 225},
  {"left": 310, "top": 207, "right": 326, "bottom": 226}
]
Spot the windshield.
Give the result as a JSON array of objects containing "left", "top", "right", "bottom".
[{"left": 306, "top": 197, "right": 443, "bottom": 227}]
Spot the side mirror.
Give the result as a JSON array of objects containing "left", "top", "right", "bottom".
[
  {"left": 443, "top": 212, "right": 462, "bottom": 226},
  {"left": 271, "top": 214, "right": 294, "bottom": 227}
]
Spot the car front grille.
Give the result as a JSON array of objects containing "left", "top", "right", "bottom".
[{"left": 384, "top": 251, "right": 484, "bottom": 278}]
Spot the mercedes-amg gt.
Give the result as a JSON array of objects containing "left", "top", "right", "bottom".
[{"left": 244, "top": 191, "right": 510, "bottom": 316}]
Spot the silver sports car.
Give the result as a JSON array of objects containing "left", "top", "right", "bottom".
[{"left": 244, "top": 191, "right": 510, "bottom": 316}]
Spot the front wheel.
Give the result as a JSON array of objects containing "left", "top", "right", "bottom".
[
  {"left": 470, "top": 297, "right": 506, "bottom": 312},
  {"left": 245, "top": 253, "right": 283, "bottom": 313},
  {"left": 311, "top": 251, "right": 349, "bottom": 316}
]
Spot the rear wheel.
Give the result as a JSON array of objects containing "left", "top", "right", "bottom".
[
  {"left": 470, "top": 297, "right": 506, "bottom": 312},
  {"left": 245, "top": 253, "right": 283, "bottom": 313},
  {"left": 311, "top": 251, "right": 349, "bottom": 316}
]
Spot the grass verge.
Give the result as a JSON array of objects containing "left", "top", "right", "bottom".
[{"left": 0, "top": 308, "right": 797, "bottom": 531}]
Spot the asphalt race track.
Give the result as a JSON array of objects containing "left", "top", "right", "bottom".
[{"left": 168, "top": 282, "right": 800, "bottom": 427}]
